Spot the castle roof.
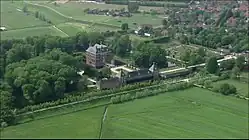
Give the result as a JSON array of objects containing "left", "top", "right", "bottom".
[{"left": 86, "top": 44, "right": 107, "bottom": 54}]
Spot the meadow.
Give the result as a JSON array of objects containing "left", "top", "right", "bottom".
[
  {"left": 1, "top": 87, "right": 248, "bottom": 138},
  {"left": 26, "top": 1, "right": 163, "bottom": 28},
  {"left": 102, "top": 87, "right": 248, "bottom": 138},
  {"left": 1, "top": 107, "right": 104, "bottom": 138},
  {"left": 1, "top": 26, "right": 67, "bottom": 40},
  {"left": 212, "top": 79, "right": 248, "bottom": 96},
  {"left": 0, "top": 1, "right": 49, "bottom": 29}
]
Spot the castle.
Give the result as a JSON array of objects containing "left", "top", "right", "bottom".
[{"left": 96, "top": 62, "right": 159, "bottom": 90}]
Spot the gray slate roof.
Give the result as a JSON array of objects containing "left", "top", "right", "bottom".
[{"left": 86, "top": 44, "right": 107, "bottom": 54}]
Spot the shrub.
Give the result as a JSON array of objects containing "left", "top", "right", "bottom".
[{"left": 218, "top": 83, "right": 237, "bottom": 95}]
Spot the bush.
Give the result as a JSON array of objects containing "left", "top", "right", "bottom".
[{"left": 218, "top": 83, "right": 237, "bottom": 95}]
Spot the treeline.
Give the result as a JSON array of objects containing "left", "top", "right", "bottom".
[
  {"left": 111, "top": 81, "right": 193, "bottom": 104},
  {"left": 184, "top": 27, "right": 248, "bottom": 53},
  {"left": 105, "top": 0, "right": 188, "bottom": 8}
]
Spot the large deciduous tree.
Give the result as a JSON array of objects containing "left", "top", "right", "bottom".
[
  {"left": 128, "top": 2, "right": 139, "bottom": 13},
  {"left": 206, "top": 56, "right": 218, "bottom": 74}
]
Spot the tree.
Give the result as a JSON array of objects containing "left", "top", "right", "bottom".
[
  {"left": 35, "top": 11, "right": 39, "bottom": 18},
  {"left": 218, "top": 83, "right": 237, "bottom": 95},
  {"left": 88, "top": 32, "right": 104, "bottom": 45},
  {"left": 162, "top": 19, "right": 168, "bottom": 28},
  {"left": 197, "top": 47, "right": 206, "bottom": 57},
  {"left": 6, "top": 44, "right": 33, "bottom": 64},
  {"left": 206, "top": 57, "right": 218, "bottom": 74},
  {"left": 132, "top": 43, "right": 167, "bottom": 68},
  {"left": 113, "top": 35, "right": 131, "bottom": 57},
  {"left": 121, "top": 23, "right": 129, "bottom": 31},
  {"left": 231, "top": 66, "right": 240, "bottom": 79},
  {"left": 22, "top": 5, "right": 28, "bottom": 13},
  {"left": 100, "top": 67, "right": 111, "bottom": 78},
  {"left": 235, "top": 56, "right": 245, "bottom": 70},
  {"left": 128, "top": 2, "right": 139, "bottom": 13},
  {"left": 220, "top": 59, "right": 235, "bottom": 70}
]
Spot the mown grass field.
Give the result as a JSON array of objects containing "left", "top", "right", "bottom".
[
  {"left": 102, "top": 87, "right": 248, "bottom": 138},
  {"left": 1, "top": 87, "right": 248, "bottom": 138},
  {"left": 1, "top": 26, "right": 67, "bottom": 40},
  {"left": 28, "top": 1, "right": 163, "bottom": 28},
  {"left": 0, "top": 1, "right": 49, "bottom": 29},
  {"left": 212, "top": 79, "right": 248, "bottom": 97},
  {"left": 1, "top": 107, "right": 104, "bottom": 138}
]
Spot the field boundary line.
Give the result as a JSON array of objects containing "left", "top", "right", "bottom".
[
  {"left": 1, "top": 25, "right": 52, "bottom": 31},
  {"left": 52, "top": 25, "right": 69, "bottom": 37},
  {"left": 98, "top": 106, "right": 108, "bottom": 139}
]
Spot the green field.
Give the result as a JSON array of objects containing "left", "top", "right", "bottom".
[
  {"left": 1, "top": 26, "right": 67, "bottom": 40},
  {"left": 102, "top": 87, "right": 248, "bottom": 138},
  {"left": 1, "top": 107, "right": 104, "bottom": 138},
  {"left": 27, "top": 1, "right": 163, "bottom": 28},
  {"left": 1, "top": 1, "right": 164, "bottom": 39},
  {"left": 212, "top": 79, "right": 248, "bottom": 96},
  {"left": 1, "top": 87, "right": 248, "bottom": 138},
  {"left": 0, "top": 1, "right": 49, "bottom": 29}
]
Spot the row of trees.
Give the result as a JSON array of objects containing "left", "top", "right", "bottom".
[{"left": 111, "top": 81, "right": 193, "bottom": 104}]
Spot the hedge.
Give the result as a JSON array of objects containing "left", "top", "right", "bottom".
[
  {"left": 110, "top": 81, "right": 194, "bottom": 104},
  {"left": 144, "top": 36, "right": 171, "bottom": 44},
  {"left": 16, "top": 80, "right": 161, "bottom": 114}
]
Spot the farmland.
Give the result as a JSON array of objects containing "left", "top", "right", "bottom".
[
  {"left": 0, "top": 107, "right": 104, "bottom": 138},
  {"left": 1, "top": 87, "right": 248, "bottom": 138},
  {"left": 0, "top": 26, "right": 69, "bottom": 40},
  {"left": 102, "top": 87, "right": 248, "bottom": 138},
  {"left": 212, "top": 79, "right": 248, "bottom": 97}
]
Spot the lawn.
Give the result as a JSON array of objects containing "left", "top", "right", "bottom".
[
  {"left": 0, "top": 1, "right": 49, "bottom": 29},
  {"left": 56, "top": 22, "right": 86, "bottom": 36},
  {"left": 102, "top": 87, "right": 248, "bottom": 138},
  {"left": 212, "top": 79, "right": 248, "bottom": 97},
  {"left": 1, "top": 107, "right": 105, "bottom": 138},
  {"left": 1, "top": 26, "right": 67, "bottom": 40}
]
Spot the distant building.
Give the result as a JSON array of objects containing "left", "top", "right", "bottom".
[
  {"left": 86, "top": 44, "right": 109, "bottom": 68},
  {"left": 0, "top": 26, "right": 6, "bottom": 31}
]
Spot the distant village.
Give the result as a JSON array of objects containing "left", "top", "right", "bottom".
[{"left": 84, "top": 8, "right": 132, "bottom": 17}]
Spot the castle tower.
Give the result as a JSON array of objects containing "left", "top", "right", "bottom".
[
  {"left": 149, "top": 62, "right": 159, "bottom": 79},
  {"left": 117, "top": 69, "right": 126, "bottom": 85}
]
